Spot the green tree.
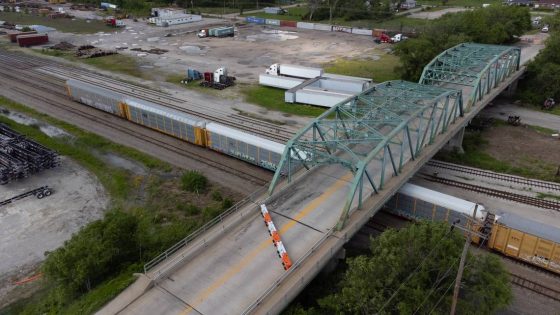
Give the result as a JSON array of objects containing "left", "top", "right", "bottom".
[
  {"left": 519, "top": 23, "right": 560, "bottom": 104},
  {"left": 395, "top": 6, "right": 531, "bottom": 81},
  {"left": 317, "top": 222, "right": 511, "bottom": 314},
  {"left": 42, "top": 210, "right": 139, "bottom": 293}
]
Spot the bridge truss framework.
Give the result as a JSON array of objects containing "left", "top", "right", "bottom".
[{"left": 269, "top": 43, "right": 522, "bottom": 230}]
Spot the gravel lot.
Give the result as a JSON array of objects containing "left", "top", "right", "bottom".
[
  {"left": 408, "top": 7, "right": 471, "bottom": 19},
  {"left": 46, "top": 19, "right": 377, "bottom": 82},
  {"left": 0, "top": 156, "right": 108, "bottom": 307}
]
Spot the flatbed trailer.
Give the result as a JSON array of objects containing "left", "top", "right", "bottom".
[{"left": 0, "top": 186, "right": 53, "bottom": 207}]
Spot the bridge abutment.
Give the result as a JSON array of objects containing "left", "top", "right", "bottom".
[
  {"left": 443, "top": 127, "right": 465, "bottom": 154},
  {"left": 503, "top": 78, "right": 519, "bottom": 98}
]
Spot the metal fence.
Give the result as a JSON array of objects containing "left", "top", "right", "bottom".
[{"left": 143, "top": 185, "right": 268, "bottom": 275}]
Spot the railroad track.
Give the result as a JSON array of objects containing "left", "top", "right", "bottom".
[
  {"left": 0, "top": 75, "right": 270, "bottom": 187},
  {"left": 420, "top": 174, "right": 560, "bottom": 211},
  {"left": 427, "top": 160, "right": 560, "bottom": 192},
  {"left": 0, "top": 51, "right": 297, "bottom": 143},
  {"left": 509, "top": 273, "right": 560, "bottom": 302}
]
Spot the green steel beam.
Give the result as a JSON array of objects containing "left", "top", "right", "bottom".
[{"left": 268, "top": 43, "right": 520, "bottom": 231}]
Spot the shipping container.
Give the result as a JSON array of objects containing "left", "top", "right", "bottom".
[
  {"left": 259, "top": 74, "right": 304, "bottom": 89},
  {"left": 332, "top": 25, "right": 352, "bottom": 33},
  {"left": 296, "top": 22, "right": 314, "bottom": 30},
  {"left": 66, "top": 79, "right": 125, "bottom": 116},
  {"left": 280, "top": 20, "right": 297, "bottom": 27},
  {"left": 17, "top": 34, "right": 48, "bottom": 47},
  {"left": 9, "top": 31, "right": 37, "bottom": 43},
  {"left": 214, "top": 26, "right": 234, "bottom": 37},
  {"left": 123, "top": 97, "right": 207, "bottom": 146},
  {"left": 488, "top": 212, "right": 560, "bottom": 275},
  {"left": 352, "top": 28, "right": 373, "bottom": 36},
  {"left": 265, "top": 19, "right": 281, "bottom": 26},
  {"left": 205, "top": 122, "right": 285, "bottom": 171},
  {"left": 372, "top": 29, "right": 387, "bottom": 37},
  {"left": 313, "top": 23, "right": 332, "bottom": 31},
  {"left": 245, "top": 16, "right": 265, "bottom": 24}
]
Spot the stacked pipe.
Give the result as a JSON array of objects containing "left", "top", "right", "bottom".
[
  {"left": 260, "top": 204, "right": 293, "bottom": 270},
  {"left": 0, "top": 124, "right": 59, "bottom": 184}
]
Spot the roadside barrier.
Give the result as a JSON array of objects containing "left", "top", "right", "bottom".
[{"left": 260, "top": 204, "right": 293, "bottom": 270}]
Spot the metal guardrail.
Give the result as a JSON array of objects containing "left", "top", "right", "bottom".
[
  {"left": 143, "top": 185, "right": 268, "bottom": 274},
  {"left": 241, "top": 230, "right": 339, "bottom": 315}
]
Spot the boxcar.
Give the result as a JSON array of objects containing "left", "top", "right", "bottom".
[
  {"left": 489, "top": 212, "right": 560, "bottom": 275},
  {"left": 66, "top": 79, "right": 125, "bottom": 117},
  {"left": 205, "top": 122, "right": 284, "bottom": 171},
  {"left": 384, "top": 183, "right": 487, "bottom": 228},
  {"left": 122, "top": 98, "right": 206, "bottom": 146}
]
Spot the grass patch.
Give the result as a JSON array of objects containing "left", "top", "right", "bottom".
[
  {"left": 37, "top": 49, "right": 144, "bottom": 78},
  {"left": 0, "top": 12, "right": 109, "bottom": 34},
  {"left": 242, "top": 85, "right": 326, "bottom": 117},
  {"left": 528, "top": 125, "right": 558, "bottom": 135},
  {"left": 537, "top": 192, "right": 560, "bottom": 201},
  {"left": 436, "top": 130, "right": 560, "bottom": 183},
  {"left": 324, "top": 53, "right": 401, "bottom": 83}
]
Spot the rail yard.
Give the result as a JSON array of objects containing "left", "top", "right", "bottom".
[{"left": 1, "top": 2, "right": 560, "bottom": 315}]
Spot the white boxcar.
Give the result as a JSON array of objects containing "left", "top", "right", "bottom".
[
  {"left": 259, "top": 74, "right": 305, "bottom": 89},
  {"left": 352, "top": 28, "right": 373, "bottom": 36},
  {"left": 66, "top": 79, "right": 124, "bottom": 116},
  {"left": 385, "top": 183, "right": 487, "bottom": 226},
  {"left": 332, "top": 25, "right": 352, "bottom": 33},
  {"left": 296, "top": 22, "right": 314, "bottom": 29},
  {"left": 313, "top": 23, "right": 332, "bottom": 31},
  {"left": 123, "top": 97, "right": 207, "bottom": 145},
  {"left": 205, "top": 122, "right": 285, "bottom": 171}
]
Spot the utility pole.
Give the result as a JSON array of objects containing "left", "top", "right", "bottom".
[{"left": 450, "top": 205, "right": 478, "bottom": 315}]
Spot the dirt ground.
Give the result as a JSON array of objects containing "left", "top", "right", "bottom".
[
  {"left": 0, "top": 156, "right": 108, "bottom": 307},
  {"left": 483, "top": 124, "right": 560, "bottom": 175},
  {"left": 45, "top": 19, "right": 378, "bottom": 83}
]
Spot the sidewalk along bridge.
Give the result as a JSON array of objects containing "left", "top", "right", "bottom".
[{"left": 98, "top": 43, "right": 523, "bottom": 315}]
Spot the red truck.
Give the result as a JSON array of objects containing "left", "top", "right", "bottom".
[{"left": 17, "top": 34, "right": 49, "bottom": 47}]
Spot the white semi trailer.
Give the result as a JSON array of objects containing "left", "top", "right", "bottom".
[{"left": 265, "top": 63, "right": 323, "bottom": 79}]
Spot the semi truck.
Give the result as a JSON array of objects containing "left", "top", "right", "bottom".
[
  {"left": 197, "top": 26, "right": 235, "bottom": 38},
  {"left": 265, "top": 63, "right": 323, "bottom": 79},
  {"left": 200, "top": 67, "right": 236, "bottom": 90}
]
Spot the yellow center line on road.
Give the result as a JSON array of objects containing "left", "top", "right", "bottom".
[{"left": 179, "top": 173, "right": 352, "bottom": 315}]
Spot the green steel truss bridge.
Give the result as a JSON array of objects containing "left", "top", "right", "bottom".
[
  {"left": 105, "top": 43, "right": 525, "bottom": 315},
  {"left": 269, "top": 43, "right": 521, "bottom": 230}
]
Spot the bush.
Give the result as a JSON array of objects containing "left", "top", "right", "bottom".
[
  {"left": 211, "top": 190, "right": 223, "bottom": 201},
  {"left": 181, "top": 170, "right": 208, "bottom": 193},
  {"left": 42, "top": 210, "right": 139, "bottom": 293},
  {"left": 221, "top": 198, "right": 233, "bottom": 210}
]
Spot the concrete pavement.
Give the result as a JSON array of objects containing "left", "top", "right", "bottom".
[{"left": 481, "top": 101, "right": 560, "bottom": 132}]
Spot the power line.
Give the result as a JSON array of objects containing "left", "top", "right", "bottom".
[{"left": 375, "top": 227, "right": 454, "bottom": 314}]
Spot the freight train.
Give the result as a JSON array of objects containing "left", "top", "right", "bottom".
[
  {"left": 65, "top": 79, "right": 295, "bottom": 171},
  {"left": 384, "top": 183, "right": 560, "bottom": 275}
]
